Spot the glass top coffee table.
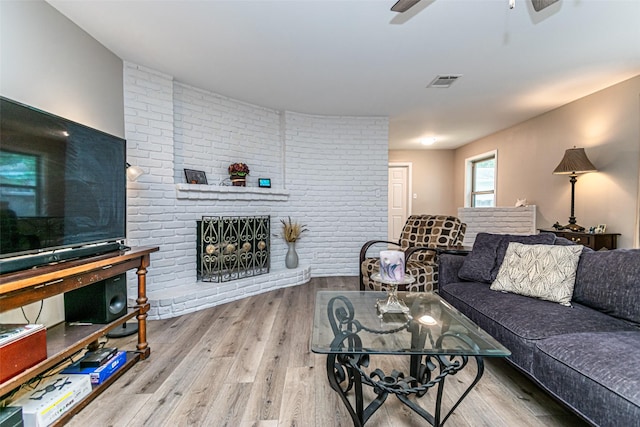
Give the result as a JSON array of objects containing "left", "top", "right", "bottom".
[{"left": 311, "top": 290, "right": 510, "bottom": 426}]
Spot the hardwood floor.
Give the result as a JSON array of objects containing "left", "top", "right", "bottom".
[{"left": 67, "top": 277, "right": 588, "bottom": 427}]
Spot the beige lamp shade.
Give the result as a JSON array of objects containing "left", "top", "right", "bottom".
[{"left": 553, "top": 148, "right": 597, "bottom": 175}]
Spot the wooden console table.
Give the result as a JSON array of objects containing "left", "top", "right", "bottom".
[
  {"left": 539, "top": 229, "right": 619, "bottom": 250},
  {"left": 0, "top": 246, "right": 159, "bottom": 422}
]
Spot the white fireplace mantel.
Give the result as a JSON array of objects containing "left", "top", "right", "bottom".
[{"left": 176, "top": 183, "right": 290, "bottom": 201}]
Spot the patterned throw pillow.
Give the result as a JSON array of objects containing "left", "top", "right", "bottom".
[{"left": 491, "top": 242, "right": 583, "bottom": 306}]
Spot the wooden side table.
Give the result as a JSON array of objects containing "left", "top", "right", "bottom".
[{"left": 539, "top": 229, "right": 620, "bottom": 250}]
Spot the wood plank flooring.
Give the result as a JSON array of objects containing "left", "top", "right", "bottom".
[{"left": 67, "top": 277, "right": 589, "bottom": 427}]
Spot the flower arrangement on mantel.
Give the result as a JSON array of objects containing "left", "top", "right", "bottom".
[
  {"left": 228, "top": 162, "right": 250, "bottom": 177},
  {"left": 228, "top": 162, "right": 250, "bottom": 186},
  {"left": 281, "top": 217, "right": 308, "bottom": 243}
]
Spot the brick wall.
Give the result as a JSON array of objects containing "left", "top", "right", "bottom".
[
  {"left": 283, "top": 111, "right": 388, "bottom": 276},
  {"left": 123, "top": 63, "right": 388, "bottom": 317},
  {"left": 458, "top": 206, "right": 537, "bottom": 246}
]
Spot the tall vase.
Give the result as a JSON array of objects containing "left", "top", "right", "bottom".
[{"left": 285, "top": 241, "right": 298, "bottom": 269}]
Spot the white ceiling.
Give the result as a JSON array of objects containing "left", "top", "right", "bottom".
[{"left": 47, "top": 0, "right": 640, "bottom": 150}]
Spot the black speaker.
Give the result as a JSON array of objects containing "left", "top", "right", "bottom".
[{"left": 64, "top": 274, "right": 128, "bottom": 324}]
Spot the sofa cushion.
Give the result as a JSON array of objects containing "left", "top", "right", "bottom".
[
  {"left": 458, "top": 232, "right": 556, "bottom": 284},
  {"left": 491, "top": 243, "right": 583, "bottom": 306},
  {"left": 533, "top": 331, "right": 640, "bottom": 427},
  {"left": 438, "top": 253, "right": 466, "bottom": 287},
  {"left": 439, "top": 280, "right": 638, "bottom": 373},
  {"left": 573, "top": 249, "right": 640, "bottom": 324}
]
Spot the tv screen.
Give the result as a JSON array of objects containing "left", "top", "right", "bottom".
[{"left": 0, "top": 97, "right": 126, "bottom": 268}]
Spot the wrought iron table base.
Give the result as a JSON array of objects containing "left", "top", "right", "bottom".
[
  {"left": 324, "top": 295, "right": 486, "bottom": 427},
  {"left": 326, "top": 346, "right": 484, "bottom": 426}
]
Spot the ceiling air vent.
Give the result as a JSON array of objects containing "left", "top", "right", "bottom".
[{"left": 427, "top": 75, "right": 462, "bottom": 88}]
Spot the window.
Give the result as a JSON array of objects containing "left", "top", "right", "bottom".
[
  {"left": 0, "top": 150, "right": 39, "bottom": 216},
  {"left": 465, "top": 151, "right": 496, "bottom": 207}
]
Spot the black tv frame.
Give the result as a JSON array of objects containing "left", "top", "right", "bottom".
[{"left": 0, "top": 97, "right": 128, "bottom": 274}]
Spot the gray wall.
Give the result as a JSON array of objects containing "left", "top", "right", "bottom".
[
  {"left": 454, "top": 75, "right": 640, "bottom": 249},
  {"left": 0, "top": 0, "right": 124, "bottom": 137},
  {"left": 388, "top": 150, "right": 457, "bottom": 216},
  {"left": 0, "top": 0, "right": 124, "bottom": 325}
]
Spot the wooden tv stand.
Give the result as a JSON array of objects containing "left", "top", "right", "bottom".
[{"left": 0, "top": 246, "right": 159, "bottom": 423}]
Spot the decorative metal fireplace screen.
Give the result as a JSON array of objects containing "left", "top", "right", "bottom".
[{"left": 197, "top": 216, "right": 270, "bottom": 282}]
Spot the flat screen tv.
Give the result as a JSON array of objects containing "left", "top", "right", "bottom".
[{"left": 0, "top": 97, "right": 126, "bottom": 273}]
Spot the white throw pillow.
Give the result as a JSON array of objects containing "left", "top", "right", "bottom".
[{"left": 490, "top": 242, "right": 583, "bottom": 306}]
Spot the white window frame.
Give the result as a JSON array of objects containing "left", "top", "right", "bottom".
[{"left": 464, "top": 150, "right": 497, "bottom": 207}]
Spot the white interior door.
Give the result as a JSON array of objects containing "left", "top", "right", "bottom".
[{"left": 388, "top": 164, "right": 411, "bottom": 242}]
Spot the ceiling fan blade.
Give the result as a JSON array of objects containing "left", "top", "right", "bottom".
[
  {"left": 391, "top": 0, "right": 421, "bottom": 13},
  {"left": 531, "top": 0, "right": 560, "bottom": 12}
]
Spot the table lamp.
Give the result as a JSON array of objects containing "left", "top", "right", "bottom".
[{"left": 553, "top": 147, "right": 597, "bottom": 232}]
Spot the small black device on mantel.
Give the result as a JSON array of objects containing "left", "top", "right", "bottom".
[
  {"left": 258, "top": 178, "right": 271, "bottom": 188},
  {"left": 0, "top": 97, "right": 127, "bottom": 274}
]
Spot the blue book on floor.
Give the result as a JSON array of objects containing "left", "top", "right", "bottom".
[{"left": 61, "top": 351, "right": 127, "bottom": 385}]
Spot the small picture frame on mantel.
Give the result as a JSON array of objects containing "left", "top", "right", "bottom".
[{"left": 184, "top": 169, "right": 208, "bottom": 185}]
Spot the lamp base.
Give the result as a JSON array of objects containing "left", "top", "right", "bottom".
[
  {"left": 106, "top": 322, "right": 138, "bottom": 338},
  {"left": 556, "top": 223, "right": 586, "bottom": 232}
]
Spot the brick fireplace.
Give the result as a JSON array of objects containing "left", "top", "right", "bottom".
[{"left": 123, "top": 63, "right": 388, "bottom": 319}]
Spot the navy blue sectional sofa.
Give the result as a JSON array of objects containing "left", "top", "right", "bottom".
[{"left": 438, "top": 233, "right": 640, "bottom": 427}]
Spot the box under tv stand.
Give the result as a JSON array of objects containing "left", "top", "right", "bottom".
[{"left": 0, "top": 246, "right": 159, "bottom": 424}]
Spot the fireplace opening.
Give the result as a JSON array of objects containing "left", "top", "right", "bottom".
[{"left": 197, "top": 216, "right": 270, "bottom": 282}]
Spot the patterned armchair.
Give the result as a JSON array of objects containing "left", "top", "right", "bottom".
[{"left": 359, "top": 215, "right": 466, "bottom": 292}]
